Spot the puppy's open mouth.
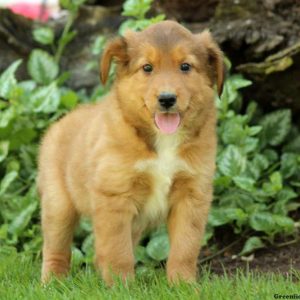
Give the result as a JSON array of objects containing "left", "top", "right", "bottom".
[{"left": 154, "top": 112, "right": 181, "bottom": 134}]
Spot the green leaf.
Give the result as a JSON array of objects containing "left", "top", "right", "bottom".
[
  {"left": 283, "top": 135, "right": 300, "bottom": 153},
  {"left": 286, "top": 202, "right": 300, "bottom": 213},
  {"left": 208, "top": 208, "right": 227, "bottom": 227},
  {"left": 33, "top": 27, "right": 54, "bottom": 45},
  {"left": 262, "top": 172, "right": 282, "bottom": 196},
  {"left": 28, "top": 50, "right": 59, "bottom": 84},
  {"left": 220, "top": 75, "right": 251, "bottom": 109},
  {"left": 248, "top": 126, "right": 262, "bottom": 136},
  {"left": 209, "top": 207, "right": 247, "bottom": 227},
  {"left": 221, "top": 81, "right": 238, "bottom": 105},
  {"left": 19, "top": 80, "right": 37, "bottom": 93},
  {"left": 8, "top": 202, "right": 37, "bottom": 236},
  {"left": 150, "top": 225, "right": 168, "bottom": 239},
  {"left": 56, "top": 71, "right": 71, "bottom": 86},
  {"left": 259, "top": 109, "right": 291, "bottom": 147},
  {"left": 240, "top": 237, "right": 265, "bottom": 256},
  {"left": 79, "top": 218, "right": 93, "bottom": 233},
  {"left": 0, "top": 107, "right": 17, "bottom": 128},
  {"left": 91, "top": 36, "right": 106, "bottom": 55},
  {"left": 273, "top": 188, "right": 297, "bottom": 215},
  {"left": 280, "top": 153, "right": 298, "bottom": 179},
  {"left": 253, "top": 154, "right": 269, "bottom": 171},
  {"left": 9, "top": 128, "right": 37, "bottom": 150},
  {"left": 60, "top": 0, "right": 85, "bottom": 11},
  {"left": 0, "top": 140, "right": 9, "bottom": 163},
  {"left": 214, "top": 175, "right": 232, "bottom": 189},
  {"left": 221, "top": 118, "right": 246, "bottom": 144},
  {"left": 218, "top": 145, "right": 246, "bottom": 177},
  {"left": 262, "top": 149, "right": 278, "bottom": 164},
  {"left": 146, "top": 234, "right": 169, "bottom": 261},
  {"left": 60, "top": 0, "right": 71, "bottom": 9},
  {"left": 246, "top": 154, "right": 269, "bottom": 180},
  {"left": 81, "top": 234, "right": 95, "bottom": 255},
  {"left": 242, "top": 137, "right": 259, "bottom": 153},
  {"left": 276, "top": 187, "right": 297, "bottom": 203},
  {"left": 19, "top": 145, "right": 37, "bottom": 174},
  {"left": 0, "top": 170, "right": 18, "bottom": 196},
  {"left": 119, "top": 19, "right": 152, "bottom": 34},
  {"left": 224, "top": 57, "right": 232, "bottom": 71},
  {"left": 249, "top": 212, "right": 275, "bottom": 234},
  {"left": 229, "top": 74, "right": 252, "bottom": 90},
  {"left": 249, "top": 212, "right": 293, "bottom": 235},
  {"left": 61, "top": 90, "right": 78, "bottom": 109},
  {"left": 7, "top": 159, "right": 20, "bottom": 172},
  {"left": 245, "top": 101, "right": 258, "bottom": 122},
  {"left": 30, "top": 83, "right": 60, "bottom": 113},
  {"left": 82, "top": 234, "right": 94, "bottom": 263},
  {"left": 0, "top": 60, "right": 22, "bottom": 98},
  {"left": 72, "top": 247, "right": 84, "bottom": 266},
  {"left": 122, "top": 0, "right": 153, "bottom": 19},
  {"left": 134, "top": 245, "right": 152, "bottom": 264},
  {"left": 149, "top": 15, "right": 165, "bottom": 24},
  {"left": 271, "top": 171, "right": 283, "bottom": 185},
  {"left": 220, "top": 190, "right": 258, "bottom": 214},
  {"left": 0, "top": 224, "right": 8, "bottom": 240},
  {"left": 273, "top": 215, "right": 294, "bottom": 233},
  {"left": 233, "top": 176, "right": 255, "bottom": 192},
  {"left": 60, "top": 31, "right": 77, "bottom": 46}
]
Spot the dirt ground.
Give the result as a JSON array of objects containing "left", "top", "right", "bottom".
[{"left": 201, "top": 241, "right": 300, "bottom": 275}]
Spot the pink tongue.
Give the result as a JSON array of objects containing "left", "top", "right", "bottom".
[{"left": 154, "top": 113, "right": 181, "bottom": 134}]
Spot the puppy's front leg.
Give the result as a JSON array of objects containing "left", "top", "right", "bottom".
[
  {"left": 167, "top": 177, "right": 212, "bottom": 283},
  {"left": 92, "top": 197, "right": 136, "bottom": 286}
]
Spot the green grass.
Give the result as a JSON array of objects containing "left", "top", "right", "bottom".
[{"left": 0, "top": 254, "right": 299, "bottom": 300}]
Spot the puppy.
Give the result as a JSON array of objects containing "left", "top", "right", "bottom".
[{"left": 38, "top": 20, "right": 224, "bottom": 285}]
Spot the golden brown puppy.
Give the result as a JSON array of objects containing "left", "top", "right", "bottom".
[{"left": 38, "top": 20, "right": 224, "bottom": 285}]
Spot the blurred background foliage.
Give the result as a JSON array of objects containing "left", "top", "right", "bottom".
[{"left": 0, "top": 0, "right": 299, "bottom": 268}]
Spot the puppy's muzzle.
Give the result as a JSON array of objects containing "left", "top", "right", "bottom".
[{"left": 158, "top": 92, "right": 177, "bottom": 110}]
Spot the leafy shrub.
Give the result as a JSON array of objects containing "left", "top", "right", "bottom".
[
  {"left": 119, "top": 0, "right": 165, "bottom": 34},
  {"left": 0, "top": 0, "right": 86, "bottom": 256},
  {"left": 211, "top": 72, "right": 300, "bottom": 255},
  {"left": 0, "top": 0, "right": 299, "bottom": 267}
]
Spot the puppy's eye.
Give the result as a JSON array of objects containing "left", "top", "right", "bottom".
[
  {"left": 143, "top": 64, "right": 153, "bottom": 73},
  {"left": 180, "top": 63, "right": 191, "bottom": 72}
]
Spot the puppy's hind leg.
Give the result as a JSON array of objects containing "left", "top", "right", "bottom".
[{"left": 41, "top": 186, "right": 78, "bottom": 283}]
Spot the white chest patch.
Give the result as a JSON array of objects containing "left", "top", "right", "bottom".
[{"left": 135, "top": 134, "right": 188, "bottom": 225}]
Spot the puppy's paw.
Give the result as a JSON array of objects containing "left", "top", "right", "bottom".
[
  {"left": 167, "top": 264, "right": 197, "bottom": 285},
  {"left": 101, "top": 268, "right": 135, "bottom": 287},
  {"left": 41, "top": 257, "right": 70, "bottom": 283}
]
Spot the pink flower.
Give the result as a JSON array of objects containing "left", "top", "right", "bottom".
[{"left": 9, "top": 3, "right": 50, "bottom": 22}]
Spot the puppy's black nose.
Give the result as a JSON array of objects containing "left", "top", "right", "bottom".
[{"left": 158, "top": 92, "right": 177, "bottom": 110}]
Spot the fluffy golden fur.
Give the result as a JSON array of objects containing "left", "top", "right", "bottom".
[{"left": 38, "top": 20, "right": 224, "bottom": 285}]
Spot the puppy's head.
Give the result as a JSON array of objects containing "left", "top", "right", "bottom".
[{"left": 100, "top": 21, "right": 224, "bottom": 135}]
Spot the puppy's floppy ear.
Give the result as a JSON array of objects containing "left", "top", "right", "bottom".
[
  {"left": 197, "top": 30, "right": 225, "bottom": 96},
  {"left": 100, "top": 36, "right": 128, "bottom": 85}
]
